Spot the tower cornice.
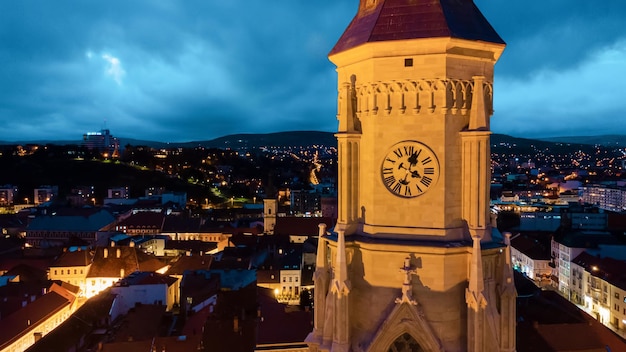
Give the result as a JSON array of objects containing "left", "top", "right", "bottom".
[{"left": 329, "top": 37, "right": 504, "bottom": 68}]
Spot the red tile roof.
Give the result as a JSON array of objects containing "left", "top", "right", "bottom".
[
  {"left": 330, "top": 0, "right": 504, "bottom": 55},
  {"left": 51, "top": 248, "right": 93, "bottom": 267},
  {"left": 116, "top": 271, "right": 177, "bottom": 287},
  {"left": 167, "top": 255, "right": 213, "bottom": 275},
  {"left": 117, "top": 212, "right": 165, "bottom": 230},
  {"left": 87, "top": 246, "right": 165, "bottom": 278},
  {"left": 273, "top": 217, "right": 334, "bottom": 237},
  {"left": 0, "top": 291, "right": 72, "bottom": 349},
  {"left": 256, "top": 287, "right": 313, "bottom": 345}
]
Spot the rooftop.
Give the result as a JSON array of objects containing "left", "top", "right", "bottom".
[{"left": 330, "top": 0, "right": 504, "bottom": 56}]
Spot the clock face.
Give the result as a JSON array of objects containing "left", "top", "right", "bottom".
[{"left": 381, "top": 141, "right": 440, "bottom": 198}]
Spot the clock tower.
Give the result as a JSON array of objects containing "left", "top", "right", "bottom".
[{"left": 306, "top": 0, "right": 516, "bottom": 351}]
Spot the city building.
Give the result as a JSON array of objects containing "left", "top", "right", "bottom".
[
  {"left": 48, "top": 248, "right": 93, "bottom": 297},
  {"left": 551, "top": 231, "right": 626, "bottom": 302},
  {"left": 0, "top": 185, "right": 16, "bottom": 206},
  {"left": 110, "top": 271, "right": 179, "bottom": 312},
  {"left": 82, "top": 129, "right": 120, "bottom": 158},
  {"left": 306, "top": 1, "right": 515, "bottom": 351},
  {"left": 510, "top": 233, "right": 552, "bottom": 284},
  {"left": 581, "top": 184, "right": 626, "bottom": 213},
  {"left": 290, "top": 189, "right": 322, "bottom": 215},
  {"left": 66, "top": 186, "right": 96, "bottom": 207},
  {"left": 107, "top": 186, "right": 129, "bottom": 199},
  {"left": 84, "top": 244, "right": 167, "bottom": 298},
  {"left": 571, "top": 252, "right": 626, "bottom": 329},
  {"left": 33, "top": 186, "right": 57, "bottom": 205},
  {"left": 0, "top": 283, "right": 78, "bottom": 352},
  {"left": 25, "top": 208, "right": 116, "bottom": 247}
]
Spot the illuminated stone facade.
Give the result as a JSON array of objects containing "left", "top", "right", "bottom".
[{"left": 306, "top": 1, "right": 516, "bottom": 351}]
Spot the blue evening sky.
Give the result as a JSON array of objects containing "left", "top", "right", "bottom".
[{"left": 1, "top": 1, "right": 625, "bottom": 142}]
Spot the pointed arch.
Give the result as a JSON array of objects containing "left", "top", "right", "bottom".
[
  {"left": 367, "top": 302, "right": 444, "bottom": 352},
  {"left": 388, "top": 333, "right": 424, "bottom": 352}
]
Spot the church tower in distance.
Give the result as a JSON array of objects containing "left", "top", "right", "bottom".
[{"left": 305, "top": 0, "right": 515, "bottom": 351}]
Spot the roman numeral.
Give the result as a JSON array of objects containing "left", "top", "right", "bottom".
[
  {"left": 404, "top": 186, "right": 412, "bottom": 196},
  {"left": 403, "top": 145, "right": 414, "bottom": 156},
  {"left": 384, "top": 175, "right": 396, "bottom": 187},
  {"left": 385, "top": 157, "right": 396, "bottom": 164},
  {"left": 393, "top": 148, "right": 403, "bottom": 158},
  {"left": 420, "top": 176, "right": 432, "bottom": 187},
  {"left": 415, "top": 184, "right": 423, "bottom": 193},
  {"left": 392, "top": 182, "right": 402, "bottom": 194},
  {"left": 421, "top": 156, "right": 432, "bottom": 165},
  {"left": 424, "top": 167, "right": 434, "bottom": 175},
  {"left": 382, "top": 167, "right": 393, "bottom": 175}
]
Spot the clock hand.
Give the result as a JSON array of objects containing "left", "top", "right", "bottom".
[
  {"left": 411, "top": 170, "right": 421, "bottom": 179},
  {"left": 399, "top": 173, "right": 410, "bottom": 185}
]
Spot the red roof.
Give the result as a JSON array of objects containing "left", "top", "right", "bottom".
[
  {"left": 273, "top": 217, "right": 335, "bottom": 237},
  {"left": 51, "top": 249, "right": 93, "bottom": 267},
  {"left": 117, "top": 212, "right": 165, "bottom": 230},
  {"left": 256, "top": 287, "right": 313, "bottom": 345},
  {"left": 0, "top": 291, "right": 72, "bottom": 349},
  {"left": 330, "top": 0, "right": 504, "bottom": 55}
]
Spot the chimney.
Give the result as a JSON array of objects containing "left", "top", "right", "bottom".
[{"left": 104, "top": 248, "right": 108, "bottom": 258}]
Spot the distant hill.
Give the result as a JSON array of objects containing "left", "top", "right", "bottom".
[
  {"left": 537, "top": 135, "right": 626, "bottom": 147},
  {"left": 0, "top": 131, "right": 338, "bottom": 149},
  {"left": 179, "top": 131, "right": 337, "bottom": 149},
  {"left": 2, "top": 131, "right": 625, "bottom": 149}
]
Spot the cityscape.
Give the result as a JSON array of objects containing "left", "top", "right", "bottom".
[
  {"left": 2, "top": 1, "right": 626, "bottom": 352},
  {"left": 0, "top": 128, "right": 625, "bottom": 350}
]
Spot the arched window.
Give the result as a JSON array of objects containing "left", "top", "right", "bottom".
[{"left": 388, "top": 333, "right": 423, "bottom": 352}]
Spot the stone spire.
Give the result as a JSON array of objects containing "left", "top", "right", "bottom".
[
  {"left": 315, "top": 224, "right": 328, "bottom": 269},
  {"left": 331, "top": 230, "right": 350, "bottom": 297},
  {"left": 469, "top": 76, "right": 489, "bottom": 131},
  {"left": 466, "top": 235, "right": 487, "bottom": 352},
  {"left": 331, "top": 230, "right": 351, "bottom": 352},
  {"left": 499, "top": 232, "right": 517, "bottom": 351},
  {"left": 314, "top": 224, "right": 330, "bottom": 339},
  {"left": 467, "top": 235, "right": 487, "bottom": 307}
]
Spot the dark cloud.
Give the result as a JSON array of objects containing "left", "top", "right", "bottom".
[{"left": 1, "top": 1, "right": 625, "bottom": 142}]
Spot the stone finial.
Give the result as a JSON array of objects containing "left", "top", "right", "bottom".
[
  {"left": 316, "top": 224, "right": 327, "bottom": 269},
  {"left": 395, "top": 256, "right": 418, "bottom": 305}
]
